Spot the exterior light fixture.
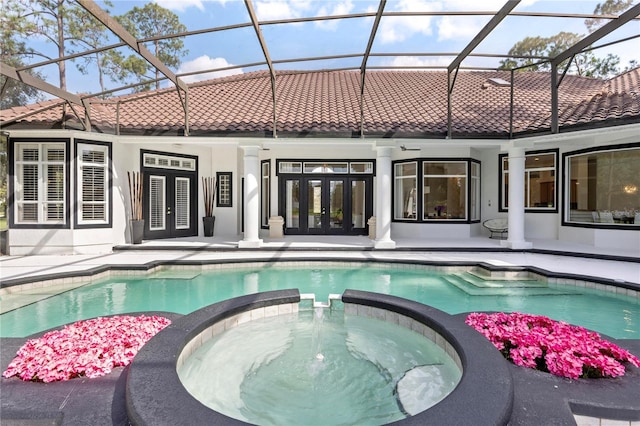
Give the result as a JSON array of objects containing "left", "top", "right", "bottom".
[{"left": 623, "top": 184, "right": 638, "bottom": 194}]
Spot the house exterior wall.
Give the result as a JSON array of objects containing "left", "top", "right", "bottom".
[{"left": 3, "top": 125, "right": 638, "bottom": 255}]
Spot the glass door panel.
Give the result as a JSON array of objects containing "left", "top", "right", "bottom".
[
  {"left": 307, "top": 179, "right": 323, "bottom": 231},
  {"left": 285, "top": 179, "right": 300, "bottom": 229},
  {"left": 351, "top": 180, "right": 366, "bottom": 229},
  {"left": 328, "top": 180, "right": 345, "bottom": 231}
]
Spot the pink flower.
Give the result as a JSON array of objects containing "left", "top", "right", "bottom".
[
  {"left": 465, "top": 312, "right": 640, "bottom": 379},
  {"left": 2, "top": 315, "right": 170, "bottom": 383}
]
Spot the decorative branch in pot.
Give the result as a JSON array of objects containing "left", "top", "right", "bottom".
[
  {"left": 127, "top": 171, "right": 144, "bottom": 244},
  {"left": 202, "top": 176, "right": 217, "bottom": 237}
]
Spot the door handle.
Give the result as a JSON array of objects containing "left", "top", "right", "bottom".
[
  {"left": 167, "top": 207, "right": 172, "bottom": 215},
  {"left": 321, "top": 208, "right": 326, "bottom": 214}
]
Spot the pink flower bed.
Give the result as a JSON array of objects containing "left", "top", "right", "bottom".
[
  {"left": 3, "top": 315, "right": 171, "bottom": 383},
  {"left": 465, "top": 312, "right": 639, "bottom": 379}
]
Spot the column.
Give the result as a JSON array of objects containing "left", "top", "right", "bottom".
[
  {"left": 238, "top": 145, "right": 263, "bottom": 248},
  {"left": 502, "top": 145, "right": 532, "bottom": 249},
  {"left": 374, "top": 145, "right": 396, "bottom": 249}
]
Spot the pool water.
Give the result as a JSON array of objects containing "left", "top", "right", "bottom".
[
  {"left": 178, "top": 308, "right": 461, "bottom": 425},
  {"left": 1, "top": 265, "right": 638, "bottom": 338}
]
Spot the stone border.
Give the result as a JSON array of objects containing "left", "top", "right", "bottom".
[{"left": 126, "top": 289, "right": 513, "bottom": 426}]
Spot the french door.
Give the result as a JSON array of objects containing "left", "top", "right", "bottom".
[
  {"left": 280, "top": 176, "right": 372, "bottom": 235},
  {"left": 143, "top": 170, "right": 197, "bottom": 239}
]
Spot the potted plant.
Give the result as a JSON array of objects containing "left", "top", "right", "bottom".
[
  {"left": 202, "top": 176, "right": 216, "bottom": 237},
  {"left": 127, "top": 171, "right": 144, "bottom": 244}
]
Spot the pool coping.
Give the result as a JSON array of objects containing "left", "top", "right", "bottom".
[
  {"left": 126, "top": 289, "right": 514, "bottom": 426},
  {"left": 2, "top": 256, "right": 638, "bottom": 295}
]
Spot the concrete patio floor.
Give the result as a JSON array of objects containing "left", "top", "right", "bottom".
[{"left": 1, "top": 235, "right": 639, "bottom": 425}]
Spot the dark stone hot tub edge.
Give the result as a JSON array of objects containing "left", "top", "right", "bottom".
[{"left": 126, "top": 289, "right": 513, "bottom": 426}]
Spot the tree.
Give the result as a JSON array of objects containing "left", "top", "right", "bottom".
[
  {"left": 498, "top": 32, "right": 620, "bottom": 77},
  {"left": 0, "top": 1, "right": 44, "bottom": 108},
  {"left": 499, "top": 0, "right": 634, "bottom": 78},
  {"left": 116, "top": 3, "right": 188, "bottom": 91},
  {"left": 66, "top": 1, "right": 120, "bottom": 96},
  {"left": 585, "top": 0, "right": 633, "bottom": 33}
]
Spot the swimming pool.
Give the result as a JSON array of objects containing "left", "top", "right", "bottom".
[{"left": 1, "top": 263, "right": 638, "bottom": 338}]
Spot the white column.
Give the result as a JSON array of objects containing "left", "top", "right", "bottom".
[
  {"left": 374, "top": 145, "right": 396, "bottom": 249},
  {"left": 502, "top": 145, "right": 532, "bottom": 249},
  {"left": 238, "top": 145, "right": 263, "bottom": 248}
]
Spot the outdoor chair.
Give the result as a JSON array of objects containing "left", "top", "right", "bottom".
[{"left": 483, "top": 218, "right": 508, "bottom": 239}]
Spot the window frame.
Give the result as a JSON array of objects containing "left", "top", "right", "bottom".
[
  {"left": 499, "top": 149, "right": 558, "bottom": 213},
  {"left": 9, "top": 138, "right": 71, "bottom": 229},
  {"left": 392, "top": 157, "right": 480, "bottom": 224},
  {"left": 261, "top": 160, "right": 270, "bottom": 229},
  {"left": 74, "top": 140, "right": 112, "bottom": 229},
  {"left": 216, "top": 171, "right": 233, "bottom": 207},
  {"left": 562, "top": 143, "right": 640, "bottom": 230},
  {"left": 393, "top": 161, "right": 418, "bottom": 221}
]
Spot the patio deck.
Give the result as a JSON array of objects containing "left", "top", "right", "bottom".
[
  {"left": 1, "top": 236, "right": 639, "bottom": 425},
  {"left": 2, "top": 236, "right": 639, "bottom": 286}
]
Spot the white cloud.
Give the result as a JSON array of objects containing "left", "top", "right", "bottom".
[
  {"left": 383, "top": 55, "right": 451, "bottom": 69},
  {"left": 378, "top": 0, "right": 439, "bottom": 44},
  {"left": 254, "top": 0, "right": 314, "bottom": 21},
  {"left": 153, "top": 0, "right": 241, "bottom": 12},
  {"left": 437, "top": 16, "right": 490, "bottom": 41},
  {"left": 315, "top": 0, "right": 355, "bottom": 31},
  {"left": 177, "top": 55, "right": 243, "bottom": 83},
  {"left": 153, "top": 0, "right": 205, "bottom": 12},
  {"left": 432, "top": 0, "right": 541, "bottom": 41}
]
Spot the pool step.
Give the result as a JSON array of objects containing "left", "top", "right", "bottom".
[
  {"left": 148, "top": 270, "right": 201, "bottom": 280},
  {"left": 456, "top": 271, "right": 548, "bottom": 288},
  {"left": 467, "top": 267, "right": 536, "bottom": 281},
  {"left": 444, "top": 273, "right": 579, "bottom": 296}
]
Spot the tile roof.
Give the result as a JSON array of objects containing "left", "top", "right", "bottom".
[{"left": 2, "top": 68, "right": 639, "bottom": 138}]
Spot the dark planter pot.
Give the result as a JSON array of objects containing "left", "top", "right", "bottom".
[
  {"left": 131, "top": 219, "right": 145, "bottom": 244},
  {"left": 203, "top": 216, "right": 215, "bottom": 237}
]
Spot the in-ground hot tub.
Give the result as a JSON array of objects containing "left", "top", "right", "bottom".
[{"left": 126, "top": 289, "right": 513, "bottom": 425}]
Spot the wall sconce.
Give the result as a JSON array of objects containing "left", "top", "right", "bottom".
[{"left": 623, "top": 184, "right": 638, "bottom": 194}]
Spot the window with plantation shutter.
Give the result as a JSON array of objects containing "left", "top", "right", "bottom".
[
  {"left": 175, "top": 177, "right": 190, "bottom": 229},
  {"left": 149, "top": 175, "right": 166, "bottom": 231},
  {"left": 77, "top": 143, "right": 109, "bottom": 226},
  {"left": 14, "top": 142, "right": 67, "bottom": 225}
]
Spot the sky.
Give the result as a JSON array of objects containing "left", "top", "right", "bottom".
[{"left": 15, "top": 0, "right": 640, "bottom": 96}]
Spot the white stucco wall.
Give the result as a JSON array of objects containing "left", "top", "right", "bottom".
[{"left": 4, "top": 125, "right": 639, "bottom": 255}]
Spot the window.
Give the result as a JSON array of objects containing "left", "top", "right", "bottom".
[
  {"left": 394, "top": 162, "right": 417, "bottom": 220},
  {"left": 501, "top": 151, "right": 557, "bottom": 211},
  {"left": 261, "top": 160, "right": 270, "bottom": 228},
  {"left": 566, "top": 145, "right": 639, "bottom": 226},
  {"left": 393, "top": 158, "right": 479, "bottom": 222},
  {"left": 13, "top": 140, "right": 68, "bottom": 227},
  {"left": 470, "top": 161, "right": 481, "bottom": 221},
  {"left": 423, "top": 162, "right": 467, "bottom": 220},
  {"left": 217, "top": 172, "right": 232, "bottom": 207},
  {"left": 76, "top": 141, "right": 111, "bottom": 227}
]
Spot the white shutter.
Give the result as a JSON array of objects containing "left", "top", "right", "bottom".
[
  {"left": 15, "top": 142, "right": 65, "bottom": 224},
  {"left": 78, "top": 144, "right": 108, "bottom": 224},
  {"left": 149, "top": 175, "right": 166, "bottom": 231},
  {"left": 175, "top": 177, "right": 190, "bottom": 229}
]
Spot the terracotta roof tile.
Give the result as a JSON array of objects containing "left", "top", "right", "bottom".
[{"left": 2, "top": 68, "right": 639, "bottom": 137}]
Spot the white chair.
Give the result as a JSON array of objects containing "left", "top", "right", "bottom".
[{"left": 483, "top": 218, "right": 508, "bottom": 239}]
